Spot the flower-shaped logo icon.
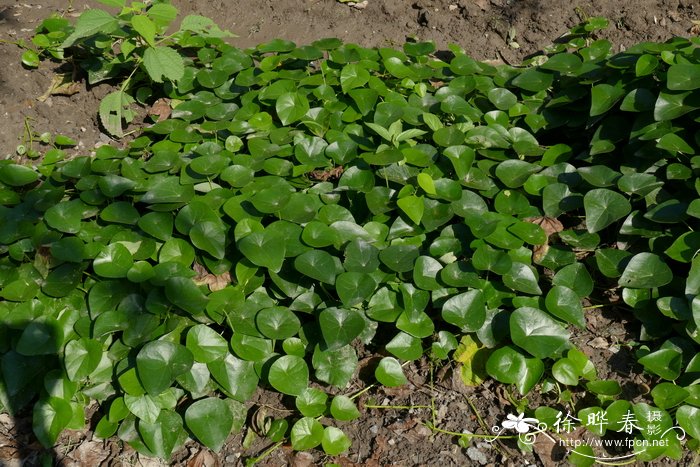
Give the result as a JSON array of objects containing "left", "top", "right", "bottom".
[{"left": 501, "top": 413, "right": 539, "bottom": 434}]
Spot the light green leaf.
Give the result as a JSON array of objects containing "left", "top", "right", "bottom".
[
  {"left": 131, "top": 15, "right": 156, "bottom": 47},
  {"left": 185, "top": 398, "right": 234, "bottom": 452},
  {"left": 62, "top": 9, "right": 119, "bottom": 48},
  {"left": 143, "top": 46, "right": 185, "bottom": 83}
]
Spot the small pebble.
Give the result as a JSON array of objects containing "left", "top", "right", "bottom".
[{"left": 467, "top": 446, "right": 488, "bottom": 465}]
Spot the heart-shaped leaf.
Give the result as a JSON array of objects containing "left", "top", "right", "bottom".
[
  {"left": 319, "top": 307, "right": 365, "bottom": 350},
  {"left": 186, "top": 325, "right": 228, "bottom": 363},
  {"left": 330, "top": 395, "right": 360, "bottom": 421},
  {"left": 238, "top": 231, "right": 285, "bottom": 272},
  {"left": 208, "top": 354, "right": 259, "bottom": 402},
  {"left": 268, "top": 355, "right": 309, "bottom": 396},
  {"left": 136, "top": 341, "right": 194, "bottom": 396},
  {"left": 584, "top": 189, "right": 631, "bottom": 233},
  {"left": 441, "top": 289, "right": 486, "bottom": 332},
  {"left": 322, "top": 426, "right": 351, "bottom": 455},
  {"left": 375, "top": 357, "right": 407, "bottom": 387},
  {"left": 485, "top": 346, "right": 544, "bottom": 395},
  {"left": 545, "top": 286, "right": 585, "bottom": 328},
  {"left": 618, "top": 253, "right": 673, "bottom": 289},
  {"left": 509, "top": 307, "right": 570, "bottom": 359},
  {"left": 185, "top": 397, "right": 234, "bottom": 452},
  {"left": 291, "top": 417, "right": 324, "bottom": 450},
  {"left": 138, "top": 410, "right": 184, "bottom": 459},
  {"left": 294, "top": 250, "right": 338, "bottom": 285}
]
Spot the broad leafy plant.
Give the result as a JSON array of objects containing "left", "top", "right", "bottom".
[{"left": 1, "top": 3, "right": 700, "bottom": 463}]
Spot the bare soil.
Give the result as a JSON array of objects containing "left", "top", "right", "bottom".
[{"left": 0, "top": 1, "right": 698, "bottom": 466}]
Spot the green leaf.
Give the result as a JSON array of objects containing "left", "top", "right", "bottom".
[
  {"left": 375, "top": 357, "right": 408, "bottom": 386},
  {"left": 545, "top": 286, "right": 585, "bottom": 328},
  {"left": 503, "top": 262, "right": 542, "bottom": 295},
  {"left": 33, "top": 397, "right": 73, "bottom": 447},
  {"left": 340, "top": 63, "right": 370, "bottom": 93},
  {"left": 495, "top": 160, "right": 540, "bottom": 188},
  {"left": 238, "top": 231, "right": 285, "bottom": 272},
  {"left": 136, "top": 341, "right": 194, "bottom": 396},
  {"left": 651, "top": 382, "right": 689, "bottom": 409},
  {"left": 0, "top": 164, "right": 39, "bottom": 186},
  {"left": 330, "top": 395, "right": 360, "bottom": 421},
  {"left": 208, "top": 354, "right": 259, "bottom": 402},
  {"left": 276, "top": 92, "right": 310, "bottom": 125},
  {"left": 553, "top": 263, "right": 594, "bottom": 297},
  {"left": 637, "top": 348, "right": 682, "bottom": 380},
  {"left": 100, "top": 201, "right": 139, "bottom": 224},
  {"left": 583, "top": 188, "right": 631, "bottom": 233},
  {"left": 296, "top": 388, "right": 328, "bottom": 417},
  {"left": 336, "top": 272, "right": 376, "bottom": 307},
  {"left": 143, "top": 46, "right": 185, "bottom": 83},
  {"left": 441, "top": 290, "right": 486, "bottom": 332},
  {"left": 21, "top": 49, "right": 40, "bottom": 68},
  {"left": 509, "top": 307, "right": 570, "bottom": 359},
  {"left": 294, "top": 250, "right": 338, "bottom": 285},
  {"left": 657, "top": 133, "right": 695, "bottom": 154},
  {"left": 256, "top": 307, "right": 301, "bottom": 340},
  {"left": 676, "top": 405, "right": 700, "bottom": 440},
  {"left": 268, "top": 355, "right": 309, "bottom": 396},
  {"left": 667, "top": 64, "right": 700, "bottom": 91},
  {"left": 590, "top": 83, "right": 625, "bottom": 116},
  {"left": 62, "top": 9, "right": 119, "bottom": 47},
  {"left": 165, "top": 277, "right": 209, "bottom": 316},
  {"left": 131, "top": 15, "right": 156, "bottom": 47},
  {"left": 312, "top": 345, "right": 358, "bottom": 388},
  {"left": 485, "top": 346, "right": 543, "bottom": 395},
  {"left": 186, "top": 325, "right": 228, "bottom": 364},
  {"left": 322, "top": 426, "right": 351, "bottom": 455},
  {"left": 665, "top": 232, "right": 700, "bottom": 263},
  {"left": 44, "top": 200, "right": 87, "bottom": 234},
  {"left": 93, "top": 243, "right": 134, "bottom": 278},
  {"left": 138, "top": 410, "right": 184, "bottom": 459},
  {"left": 635, "top": 54, "right": 659, "bottom": 76},
  {"left": 99, "top": 91, "right": 135, "bottom": 137},
  {"left": 488, "top": 88, "right": 518, "bottom": 110},
  {"left": 185, "top": 398, "right": 234, "bottom": 452},
  {"left": 618, "top": 253, "right": 673, "bottom": 289},
  {"left": 64, "top": 338, "right": 103, "bottom": 381},
  {"left": 190, "top": 221, "right": 227, "bottom": 259},
  {"left": 291, "top": 417, "right": 324, "bottom": 450},
  {"left": 512, "top": 69, "right": 553, "bottom": 92},
  {"left": 319, "top": 307, "right": 365, "bottom": 350},
  {"left": 552, "top": 359, "right": 579, "bottom": 386},
  {"left": 541, "top": 53, "right": 582, "bottom": 73},
  {"left": 397, "top": 195, "right": 424, "bottom": 224},
  {"left": 586, "top": 380, "right": 622, "bottom": 396}
]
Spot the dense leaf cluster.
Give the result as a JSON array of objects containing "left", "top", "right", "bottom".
[{"left": 1, "top": 0, "right": 700, "bottom": 462}]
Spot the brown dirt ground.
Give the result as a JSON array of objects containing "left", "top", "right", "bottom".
[{"left": 0, "top": 1, "right": 699, "bottom": 466}]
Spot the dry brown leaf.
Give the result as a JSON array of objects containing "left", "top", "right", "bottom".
[
  {"left": 525, "top": 216, "right": 564, "bottom": 238},
  {"left": 148, "top": 97, "right": 172, "bottom": 122},
  {"left": 309, "top": 165, "right": 344, "bottom": 181},
  {"left": 193, "top": 262, "right": 231, "bottom": 291},
  {"left": 291, "top": 452, "right": 315, "bottom": 467},
  {"left": 187, "top": 450, "right": 220, "bottom": 467},
  {"left": 38, "top": 72, "right": 81, "bottom": 101},
  {"left": 66, "top": 440, "right": 111, "bottom": 467}
]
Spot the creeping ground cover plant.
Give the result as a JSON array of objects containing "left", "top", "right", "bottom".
[{"left": 1, "top": 0, "right": 700, "bottom": 463}]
